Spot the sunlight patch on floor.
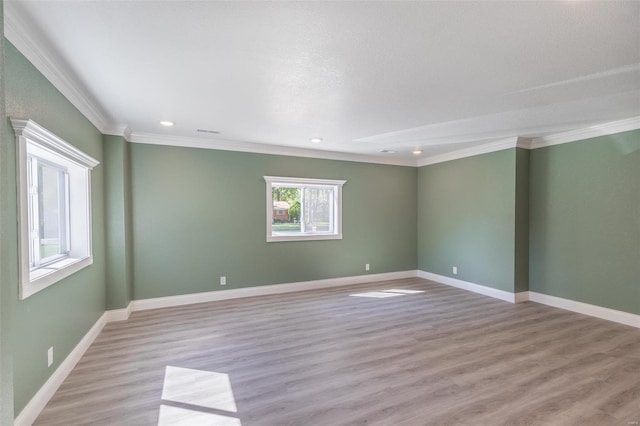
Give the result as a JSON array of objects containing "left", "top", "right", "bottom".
[
  {"left": 159, "top": 366, "right": 241, "bottom": 425},
  {"left": 158, "top": 405, "right": 241, "bottom": 426},
  {"left": 162, "top": 366, "right": 237, "bottom": 412}
]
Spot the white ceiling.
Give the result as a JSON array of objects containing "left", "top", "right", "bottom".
[{"left": 4, "top": 1, "right": 640, "bottom": 165}]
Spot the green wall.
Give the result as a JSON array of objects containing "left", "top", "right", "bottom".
[
  {"left": 104, "top": 135, "right": 133, "bottom": 310},
  {"left": 2, "top": 22, "right": 639, "bottom": 422},
  {"left": 0, "top": 1, "right": 16, "bottom": 422},
  {"left": 4, "top": 41, "right": 106, "bottom": 415},
  {"left": 514, "top": 148, "right": 530, "bottom": 293},
  {"left": 130, "top": 143, "right": 417, "bottom": 299},
  {"left": 417, "top": 149, "right": 518, "bottom": 292},
  {"left": 529, "top": 130, "right": 640, "bottom": 314}
]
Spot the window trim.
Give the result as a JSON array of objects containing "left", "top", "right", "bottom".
[
  {"left": 11, "top": 118, "right": 99, "bottom": 299},
  {"left": 28, "top": 155, "right": 71, "bottom": 268},
  {"left": 264, "top": 176, "right": 346, "bottom": 243}
]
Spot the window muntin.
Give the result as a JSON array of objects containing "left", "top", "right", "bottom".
[
  {"left": 12, "top": 118, "right": 99, "bottom": 299},
  {"left": 264, "top": 176, "right": 346, "bottom": 242}
]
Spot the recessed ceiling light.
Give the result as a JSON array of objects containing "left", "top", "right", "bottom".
[
  {"left": 310, "top": 137, "right": 323, "bottom": 143},
  {"left": 160, "top": 121, "right": 175, "bottom": 127},
  {"left": 412, "top": 149, "right": 423, "bottom": 155},
  {"left": 380, "top": 149, "right": 397, "bottom": 154}
]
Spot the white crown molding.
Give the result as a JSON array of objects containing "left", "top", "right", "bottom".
[
  {"left": 130, "top": 113, "right": 638, "bottom": 168},
  {"left": 103, "top": 125, "right": 132, "bottom": 140},
  {"left": 417, "top": 137, "right": 522, "bottom": 167},
  {"left": 4, "top": 2, "right": 115, "bottom": 134},
  {"left": 515, "top": 137, "right": 534, "bottom": 149},
  {"left": 529, "top": 116, "right": 640, "bottom": 149},
  {"left": 122, "top": 127, "right": 132, "bottom": 142},
  {"left": 4, "top": 2, "right": 636, "bottom": 166},
  {"left": 128, "top": 132, "right": 417, "bottom": 167},
  {"left": 415, "top": 116, "right": 640, "bottom": 167}
]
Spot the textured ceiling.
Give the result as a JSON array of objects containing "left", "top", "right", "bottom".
[{"left": 4, "top": 1, "right": 640, "bottom": 164}]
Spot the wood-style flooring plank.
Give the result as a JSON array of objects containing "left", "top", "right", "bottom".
[{"left": 34, "top": 278, "right": 640, "bottom": 425}]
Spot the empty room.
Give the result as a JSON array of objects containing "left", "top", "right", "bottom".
[{"left": 0, "top": 1, "right": 639, "bottom": 425}]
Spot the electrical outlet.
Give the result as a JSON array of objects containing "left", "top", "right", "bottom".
[
  {"left": 452, "top": 266, "right": 458, "bottom": 275},
  {"left": 220, "top": 276, "right": 226, "bottom": 286},
  {"left": 47, "top": 347, "right": 54, "bottom": 367},
  {"left": 365, "top": 263, "right": 370, "bottom": 271}
]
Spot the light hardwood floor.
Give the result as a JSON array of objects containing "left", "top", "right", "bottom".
[{"left": 35, "top": 278, "right": 640, "bottom": 425}]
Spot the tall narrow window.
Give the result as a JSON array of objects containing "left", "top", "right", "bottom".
[
  {"left": 264, "top": 176, "right": 346, "bottom": 242},
  {"left": 12, "top": 119, "right": 99, "bottom": 299}
]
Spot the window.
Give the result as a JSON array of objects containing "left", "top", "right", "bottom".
[
  {"left": 28, "top": 156, "right": 70, "bottom": 268},
  {"left": 264, "top": 176, "right": 346, "bottom": 242},
  {"left": 11, "top": 119, "right": 99, "bottom": 299}
]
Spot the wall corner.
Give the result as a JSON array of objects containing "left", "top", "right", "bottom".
[{"left": 514, "top": 147, "right": 530, "bottom": 293}]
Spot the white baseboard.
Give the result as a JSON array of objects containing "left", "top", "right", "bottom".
[
  {"left": 132, "top": 270, "right": 418, "bottom": 311},
  {"left": 416, "top": 272, "right": 639, "bottom": 328},
  {"left": 514, "top": 291, "right": 530, "bottom": 303},
  {"left": 10, "top": 271, "right": 477, "bottom": 424},
  {"left": 417, "top": 270, "right": 527, "bottom": 304},
  {"left": 13, "top": 272, "right": 418, "bottom": 424},
  {"left": 13, "top": 271, "right": 638, "bottom": 426},
  {"left": 528, "top": 292, "right": 640, "bottom": 328},
  {"left": 14, "top": 313, "right": 108, "bottom": 426},
  {"left": 104, "top": 301, "right": 133, "bottom": 322},
  {"left": 109, "top": 280, "right": 640, "bottom": 330}
]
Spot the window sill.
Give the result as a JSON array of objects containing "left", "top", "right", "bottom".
[
  {"left": 267, "top": 233, "right": 343, "bottom": 243},
  {"left": 21, "top": 256, "right": 93, "bottom": 299}
]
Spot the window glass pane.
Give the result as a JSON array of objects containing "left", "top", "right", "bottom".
[
  {"left": 301, "top": 187, "right": 333, "bottom": 233},
  {"left": 271, "top": 184, "right": 336, "bottom": 236},
  {"left": 27, "top": 158, "right": 37, "bottom": 267},
  {"left": 272, "top": 186, "right": 300, "bottom": 233},
  {"left": 38, "top": 163, "right": 64, "bottom": 260}
]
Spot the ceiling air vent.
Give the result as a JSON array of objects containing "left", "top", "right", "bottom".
[{"left": 196, "top": 129, "right": 220, "bottom": 134}]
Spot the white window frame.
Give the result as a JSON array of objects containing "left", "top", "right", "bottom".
[
  {"left": 27, "top": 155, "right": 70, "bottom": 268},
  {"left": 11, "top": 118, "right": 99, "bottom": 299},
  {"left": 264, "top": 176, "right": 346, "bottom": 243}
]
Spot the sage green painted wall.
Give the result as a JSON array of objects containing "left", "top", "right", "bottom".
[
  {"left": 514, "top": 148, "right": 530, "bottom": 293},
  {"left": 1, "top": 17, "right": 637, "bottom": 420},
  {"left": 529, "top": 130, "right": 640, "bottom": 314},
  {"left": 417, "top": 149, "right": 517, "bottom": 292},
  {"left": 104, "top": 135, "right": 133, "bottom": 309},
  {"left": 0, "top": 3, "right": 16, "bottom": 422},
  {"left": 4, "top": 41, "right": 106, "bottom": 415},
  {"left": 129, "top": 143, "right": 417, "bottom": 299}
]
